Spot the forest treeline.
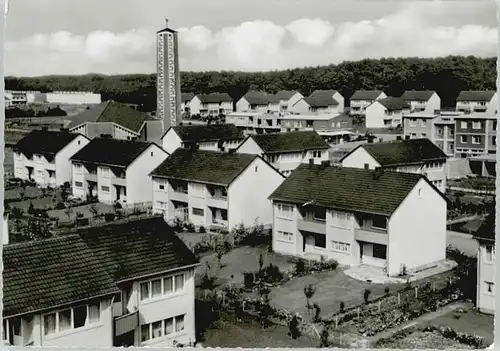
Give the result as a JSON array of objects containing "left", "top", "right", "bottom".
[{"left": 5, "top": 56, "right": 496, "bottom": 112}]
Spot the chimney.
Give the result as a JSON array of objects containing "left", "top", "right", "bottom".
[
  {"left": 309, "top": 158, "right": 314, "bottom": 165},
  {"left": 373, "top": 167, "right": 384, "bottom": 180}
]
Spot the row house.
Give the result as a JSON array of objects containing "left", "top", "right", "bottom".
[
  {"left": 225, "top": 112, "right": 282, "bottom": 135},
  {"left": 400, "top": 90, "right": 441, "bottom": 114},
  {"left": 365, "top": 97, "right": 405, "bottom": 129},
  {"left": 236, "top": 91, "right": 273, "bottom": 113},
  {"left": 2, "top": 216, "right": 199, "bottom": 347},
  {"left": 235, "top": 130, "right": 330, "bottom": 177},
  {"left": 189, "top": 93, "right": 233, "bottom": 117},
  {"left": 456, "top": 91, "right": 497, "bottom": 116},
  {"left": 70, "top": 137, "right": 169, "bottom": 207},
  {"left": 68, "top": 100, "right": 153, "bottom": 141},
  {"left": 13, "top": 129, "right": 90, "bottom": 188},
  {"left": 161, "top": 124, "right": 244, "bottom": 154},
  {"left": 150, "top": 148, "right": 284, "bottom": 230},
  {"left": 268, "top": 163, "right": 448, "bottom": 276},
  {"left": 268, "top": 90, "right": 304, "bottom": 116},
  {"left": 349, "top": 90, "right": 387, "bottom": 116},
  {"left": 290, "top": 90, "right": 345, "bottom": 115},
  {"left": 454, "top": 113, "right": 496, "bottom": 158},
  {"left": 180, "top": 93, "right": 195, "bottom": 114},
  {"left": 340, "top": 138, "right": 448, "bottom": 192},
  {"left": 280, "top": 113, "right": 353, "bottom": 144},
  {"left": 473, "top": 208, "right": 496, "bottom": 315}
]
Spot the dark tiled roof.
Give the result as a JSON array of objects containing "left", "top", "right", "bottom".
[
  {"left": 271, "top": 90, "right": 299, "bottom": 102},
  {"left": 67, "top": 100, "right": 150, "bottom": 132},
  {"left": 401, "top": 90, "right": 436, "bottom": 101},
  {"left": 181, "top": 92, "right": 195, "bottom": 102},
  {"left": 346, "top": 138, "right": 447, "bottom": 166},
  {"left": 70, "top": 137, "right": 155, "bottom": 167},
  {"left": 170, "top": 123, "right": 244, "bottom": 142},
  {"left": 474, "top": 208, "right": 496, "bottom": 242},
  {"left": 246, "top": 131, "right": 330, "bottom": 154},
  {"left": 243, "top": 91, "right": 272, "bottom": 105},
  {"left": 3, "top": 235, "right": 119, "bottom": 317},
  {"left": 151, "top": 148, "right": 257, "bottom": 186},
  {"left": 13, "top": 130, "right": 81, "bottom": 161},
  {"left": 269, "top": 164, "right": 424, "bottom": 216},
  {"left": 456, "top": 91, "right": 496, "bottom": 102},
  {"left": 77, "top": 217, "right": 199, "bottom": 282},
  {"left": 377, "top": 97, "right": 406, "bottom": 111},
  {"left": 305, "top": 90, "right": 339, "bottom": 107},
  {"left": 197, "top": 93, "right": 233, "bottom": 103},
  {"left": 350, "top": 90, "right": 384, "bottom": 101}
]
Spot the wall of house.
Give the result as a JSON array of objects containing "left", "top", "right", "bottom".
[
  {"left": 365, "top": 102, "right": 386, "bottom": 129},
  {"left": 136, "top": 268, "right": 196, "bottom": 347},
  {"left": 97, "top": 166, "right": 116, "bottom": 204},
  {"left": 85, "top": 123, "right": 115, "bottom": 139},
  {"left": 272, "top": 202, "right": 300, "bottom": 256},
  {"left": 113, "top": 124, "right": 138, "bottom": 141},
  {"left": 126, "top": 145, "right": 169, "bottom": 205},
  {"left": 222, "top": 139, "right": 243, "bottom": 152},
  {"left": 71, "top": 162, "right": 86, "bottom": 198},
  {"left": 425, "top": 93, "right": 441, "bottom": 113},
  {"left": 387, "top": 178, "right": 447, "bottom": 276},
  {"left": 477, "top": 243, "right": 495, "bottom": 314},
  {"left": 333, "top": 92, "right": 345, "bottom": 112},
  {"left": 188, "top": 96, "right": 202, "bottom": 115},
  {"left": 227, "top": 157, "right": 284, "bottom": 228},
  {"left": 55, "top": 135, "right": 90, "bottom": 186},
  {"left": 162, "top": 130, "right": 183, "bottom": 154},
  {"left": 13, "top": 151, "right": 32, "bottom": 181},
  {"left": 235, "top": 98, "right": 251, "bottom": 112},
  {"left": 288, "top": 98, "right": 310, "bottom": 114},
  {"left": 70, "top": 125, "right": 87, "bottom": 136},
  {"left": 340, "top": 147, "right": 381, "bottom": 170},
  {"left": 197, "top": 141, "right": 219, "bottom": 152},
  {"left": 403, "top": 117, "right": 434, "bottom": 139},
  {"left": 486, "top": 94, "right": 498, "bottom": 115},
  {"left": 235, "top": 138, "right": 264, "bottom": 155}
]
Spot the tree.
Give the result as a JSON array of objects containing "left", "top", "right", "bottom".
[
  {"left": 288, "top": 315, "right": 301, "bottom": 340},
  {"left": 89, "top": 204, "right": 99, "bottom": 218},
  {"left": 65, "top": 207, "right": 73, "bottom": 221},
  {"left": 304, "top": 284, "right": 317, "bottom": 312},
  {"left": 319, "top": 326, "right": 330, "bottom": 347}
]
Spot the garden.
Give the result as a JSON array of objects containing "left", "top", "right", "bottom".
[
  {"left": 448, "top": 176, "right": 496, "bottom": 193},
  {"left": 446, "top": 189, "right": 494, "bottom": 221}
]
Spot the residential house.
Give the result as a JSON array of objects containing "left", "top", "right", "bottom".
[
  {"left": 236, "top": 91, "right": 272, "bottom": 113},
  {"left": 2, "top": 216, "right": 199, "bottom": 347},
  {"left": 474, "top": 208, "right": 496, "bottom": 315},
  {"left": 70, "top": 137, "right": 169, "bottom": 207},
  {"left": 365, "top": 97, "right": 405, "bottom": 128},
  {"left": 290, "top": 90, "right": 345, "bottom": 115},
  {"left": 180, "top": 93, "right": 195, "bottom": 114},
  {"left": 340, "top": 138, "right": 448, "bottom": 192},
  {"left": 349, "top": 90, "right": 387, "bottom": 116},
  {"left": 235, "top": 130, "right": 330, "bottom": 177},
  {"left": 225, "top": 112, "right": 282, "bottom": 135},
  {"left": 400, "top": 90, "right": 441, "bottom": 114},
  {"left": 68, "top": 100, "right": 153, "bottom": 141},
  {"left": 454, "top": 113, "right": 497, "bottom": 158},
  {"left": 13, "top": 129, "right": 90, "bottom": 188},
  {"left": 268, "top": 90, "right": 304, "bottom": 116},
  {"left": 189, "top": 93, "right": 233, "bottom": 117},
  {"left": 150, "top": 148, "right": 284, "bottom": 229},
  {"left": 280, "top": 114, "right": 354, "bottom": 144},
  {"left": 138, "top": 120, "right": 164, "bottom": 145},
  {"left": 268, "top": 164, "right": 448, "bottom": 276},
  {"left": 161, "top": 124, "right": 244, "bottom": 154},
  {"left": 456, "top": 91, "right": 497, "bottom": 116}
]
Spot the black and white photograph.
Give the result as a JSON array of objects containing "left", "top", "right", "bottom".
[{"left": 1, "top": 0, "right": 497, "bottom": 348}]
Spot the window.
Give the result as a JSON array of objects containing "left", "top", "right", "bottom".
[
  {"left": 313, "top": 233, "right": 326, "bottom": 248},
  {"left": 44, "top": 313, "right": 56, "bottom": 336},
  {"left": 421, "top": 133, "right": 427, "bottom": 137},
  {"left": 74, "top": 164, "right": 83, "bottom": 174},
  {"left": 73, "top": 305, "right": 87, "bottom": 328},
  {"left": 141, "top": 324, "right": 150, "bottom": 342},
  {"left": 11, "top": 318, "right": 21, "bottom": 336},
  {"left": 485, "top": 281, "right": 494, "bottom": 294},
  {"left": 473, "top": 121, "right": 482, "bottom": 129},
  {"left": 141, "top": 315, "right": 186, "bottom": 343},
  {"left": 164, "top": 318, "right": 174, "bottom": 335},
  {"left": 364, "top": 163, "right": 369, "bottom": 170},
  {"left": 190, "top": 183, "right": 204, "bottom": 196},
  {"left": 141, "top": 274, "right": 185, "bottom": 301},
  {"left": 372, "top": 215, "right": 387, "bottom": 229},
  {"left": 312, "top": 207, "right": 326, "bottom": 221},
  {"left": 43, "top": 303, "right": 100, "bottom": 337},
  {"left": 418, "top": 188, "right": 423, "bottom": 197},
  {"left": 460, "top": 121, "right": 468, "bottom": 129},
  {"left": 101, "top": 185, "right": 110, "bottom": 193},
  {"left": 158, "top": 182, "right": 165, "bottom": 190},
  {"left": 255, "top": 166, "right": 258, "bottom": 172},
  {"left": 74, "top": 181, "right": 83, "bottom": 188},
  {"left": 152, "top": 279, "right": 162, "bottom": 298},
  {"left": 59, "top": 309, "right": 72, "bottom": 331},
  {"left": 277, "top": 231, "right": 293, "bottom": 242},
  {"left": 140, "top": 282, "right": 150, "bottom": 301},
  {"left": 331, "top": 241, "right": 350, "bottom": 253},
  {"left": 151, "top": 151, "right": 154, "bottom": 157},
  {"left": 472, "top": 136, "right": 482, "bottom": 144},
  {"left": 437, "top": 128, "right": 443, "bottom": 135},
  {"left": 163, "top": 277, "right": 173, "bottom": 293},
  {"left": 175, "top": 274, "right": 184, "bottom": 292},
  {"left": 493, "top": 137, "right": 497, "bottom": 146},
  {"left": 152, "top": 321, "right": 162, "bottom": 339},
  {"left": 192, "top": 208, "right": 204, "bottom": 216},
  {"left": 276, "top": 203, "right": 293, "bottom": 219},
  {"left": 409, "top": 119, "right": 417, "bottom": 127},
  {"left": 494, "top": 121, "right": 497, "bottom": 131},
  {"left": 485, "top": 245, "right": 495, "bottom": 262},
  {"left": 312, "top": 151, "right": 322, "bottom": 158},
  {"left": 175, "top": 315, "right": 185, "bottom": 332},
  {"left": 373, "top": 244, "right": 387, "bottom": 259},
  {"left": 460, "top": 135, "right": 468, "bottom": 143},
  {"left": 420, "top": 119, "right": 427, "bottom": 127}
]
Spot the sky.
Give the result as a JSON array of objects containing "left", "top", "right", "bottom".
[{"left": 4, "top": 0, "right": 498, "bottom": 76}]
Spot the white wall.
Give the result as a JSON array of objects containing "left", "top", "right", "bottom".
[
  {"left": 333, "top": 92, "right": 345, "bottom": 113},
  {"left": 45, "top": 92, "right": 101, "bottom": 105},
  {"left": 340, "top": 147, "right": 381, "bottom": 170},
  {"left": 387, "top": 178, "right": 447, "bottom": 276},
  {"left": 126, "top": 144, "right": 169, "bottom": 205},
  {"left": 188, "top": 96, "right": 202, "bottom": 115},
  {"left": 235, "top": 137, "right": 264, "bottom": 155},
  {"left": 113, "top": 124, "right": 138, "bottom": 141},
  {"left": 365, "top": 102, "right": 386, "bottom": 129},
  {"left": 55, "top": 135, "right": 90, "bottom": 186},
  {"left": 227, "top": 157, "right": 284, "bottom": 228},
  {"left": 235, "top": 97, "right": 251, "bottom": 112},
  {"left": 477, "top": 243, "right": 495, "bottom": 314},
  {"left": 289, "top": 98, "right": 310, "bottom": 114},
  {"left": 162, "top": 129, "right": 183, "bottom": 154}
]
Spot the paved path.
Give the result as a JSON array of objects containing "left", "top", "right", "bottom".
[{"left": 367, "top": 302, "right": 469, "bottom": 344}]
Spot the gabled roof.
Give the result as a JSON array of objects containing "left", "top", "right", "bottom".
[
  {"left": 13, "top": 130, "right": 83, "bottom": 161},
  {"left": 456, "top": 91, "right": 496, "bottom": 102},
  {"left": 350, "top": 90, "right": 384, "bottom": 101},
  {"left": 271, "top": 90, "right": 299, "bottom": 102},
  {"left": 70, "top": 137, "right": 158, "bottom": 168},
  {"left": 3, "top": 216, "right": 198, "bottom": 318},
  {"left": 164, "top": 123, "right": 244, "bottom": 142},
  {"left": 377, "top": 97, "right": 407, "bottom": 111},
  {"left": 401, "top": 90, "right": 436, "bottom": 101},
  {"left": 181, "top": 92, "right": 195, "bottom": 102},
  {"left": 197, "top": 92, "right": 233, "bottom": 103},
  {"left": 67, "top": 100, "right": 151, "bottom": 132},
  {"left": 269, "top": 164, "right": 429, "bottom": 216},
  {"left": 150, "top": 148, "right": 257, "bottom": 186},
  {"left": 474, "top": 207, "right": 495, "bottom": 242},
  {"left": 305, "top": 90, "right": 339, "bottom": 107},
  {"left": 243, "top": 91, "right": 272, "bottom": 105},
  {"left": 342, "top": 138, "right": 447, "bottom": 166},
  {"left": 241, "top": 131, "right": 330, "bottom": 154}
]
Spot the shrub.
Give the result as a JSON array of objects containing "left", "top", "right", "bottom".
[
  {"left": 294, "top": 258, "right": 307, "bottom": 275},
  {"left": 199, "top": 272, "right": 217, "bottom": 290},
  {"left": 363, "top": 289, "right": 371, "bottom": 304},
  {"left": 243, "top": 272, "right": 255, "bottom": 290},
  {"left": 27, "top": 202, "right": 36, "bottom": 215},
  {"left": 183, "top": 222, "right": 195, "bottom": 232},
  {"left": 384, "top": 287, "right": 390, "bottom": 294},
  {"left": 76, "top": 212, "right": 84, "bottom": 218},
  {"left": 304, "top": 284, "right": 317, "bottom": 310},
  {"left": 313, "top": 303, "right": 321, "bottom": 322},
  {"left": 104, "top": 213, "right": 116, "bottom": 222},
  {"left": 113, "top": 202, "right": 122, "bottom": 209},
  {"left": 339, "top": 301, "right": 345, "bottom": 313},
  {"left": 288, "top": 315, "right": 301, "bottom": 339},
  {"left": 199, "top": 225, "right": 206, "bottom": 233},
  {"left": 55, "top": 201, "right": 66, "bottom": 209},
  {"left": 77, "top": 217, "right": 89, "bottom": 226},
  {"left": 258, "top": 264, "right": 284, "bottom": 285}
]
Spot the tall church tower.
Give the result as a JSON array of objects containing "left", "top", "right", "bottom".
[{"left": 157, "top": 19, "right": 182, "bottom": 133}]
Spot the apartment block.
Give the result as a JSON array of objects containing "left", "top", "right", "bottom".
[
  {"left": 365, "top": 97, "right": 405, "bottom": 128},
  {"left": 349, "top": 90, "right": 387, "bottom": 116},
  {"left": 236, "top": 91, "right": 272, "bottom": 113},
  {"left": 454, "top": 114, "right": 497, "bottom": 158},
  {"left": 268, "top": 90, "right": 303, "bottom": 116},
  {"left": 290, "top": 90, "right": 345, "bottom": 115},
  {"left": 401, "top": 90, "right": 441, "bottom": 114},
  {"left": 456, "top": 91, "right": 497, "bottom": 116},
  {"left": 225, "top": 112, "right": 282, "bottom": 135},
  {"left": 189, "top": 93, "right": 233, "bottom": 117}
]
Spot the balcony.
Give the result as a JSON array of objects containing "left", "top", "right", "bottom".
[
  {"left": 115, "top": 310, "right": 139, "bottom": 337},
  {"left": 112, "top": 176, "right": 127, "bottom": 186},
  {"left": 297, "top": 218, "right": 326, "bottom": 235},
  {"left": 413, "top": 102, "right": 426, "bottom": 109},
  {"left": 355, "top": 228, "right": 388, "bottom": 245},
  {"left": 207, "top": 194, "right": 228, "bottom": 209},
  {"left": 84, "top": 172, "right": 97, "bottom": 182},
  {"left": 474, "top": 105, "right": 487, "bottom": 112},
  {"left": 170, "top": 188, "right": 189, "bottom": 202}
]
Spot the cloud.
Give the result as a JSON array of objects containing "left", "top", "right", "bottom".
[{"left": 5, "top": 2, "right": 497, "bottom": 76}]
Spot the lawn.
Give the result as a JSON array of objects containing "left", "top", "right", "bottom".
[
  {"left": 5, "top": 186, "right": 44, "bottom": 201},
  {"left": 448, "top": 177, "right": 496, "bottom": 191},
  {"left": 375, "top": 330, "right": 476, "bottom": 349},
  {"left": 47, "top": 202, "right": 115, "bottom": 222}
]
